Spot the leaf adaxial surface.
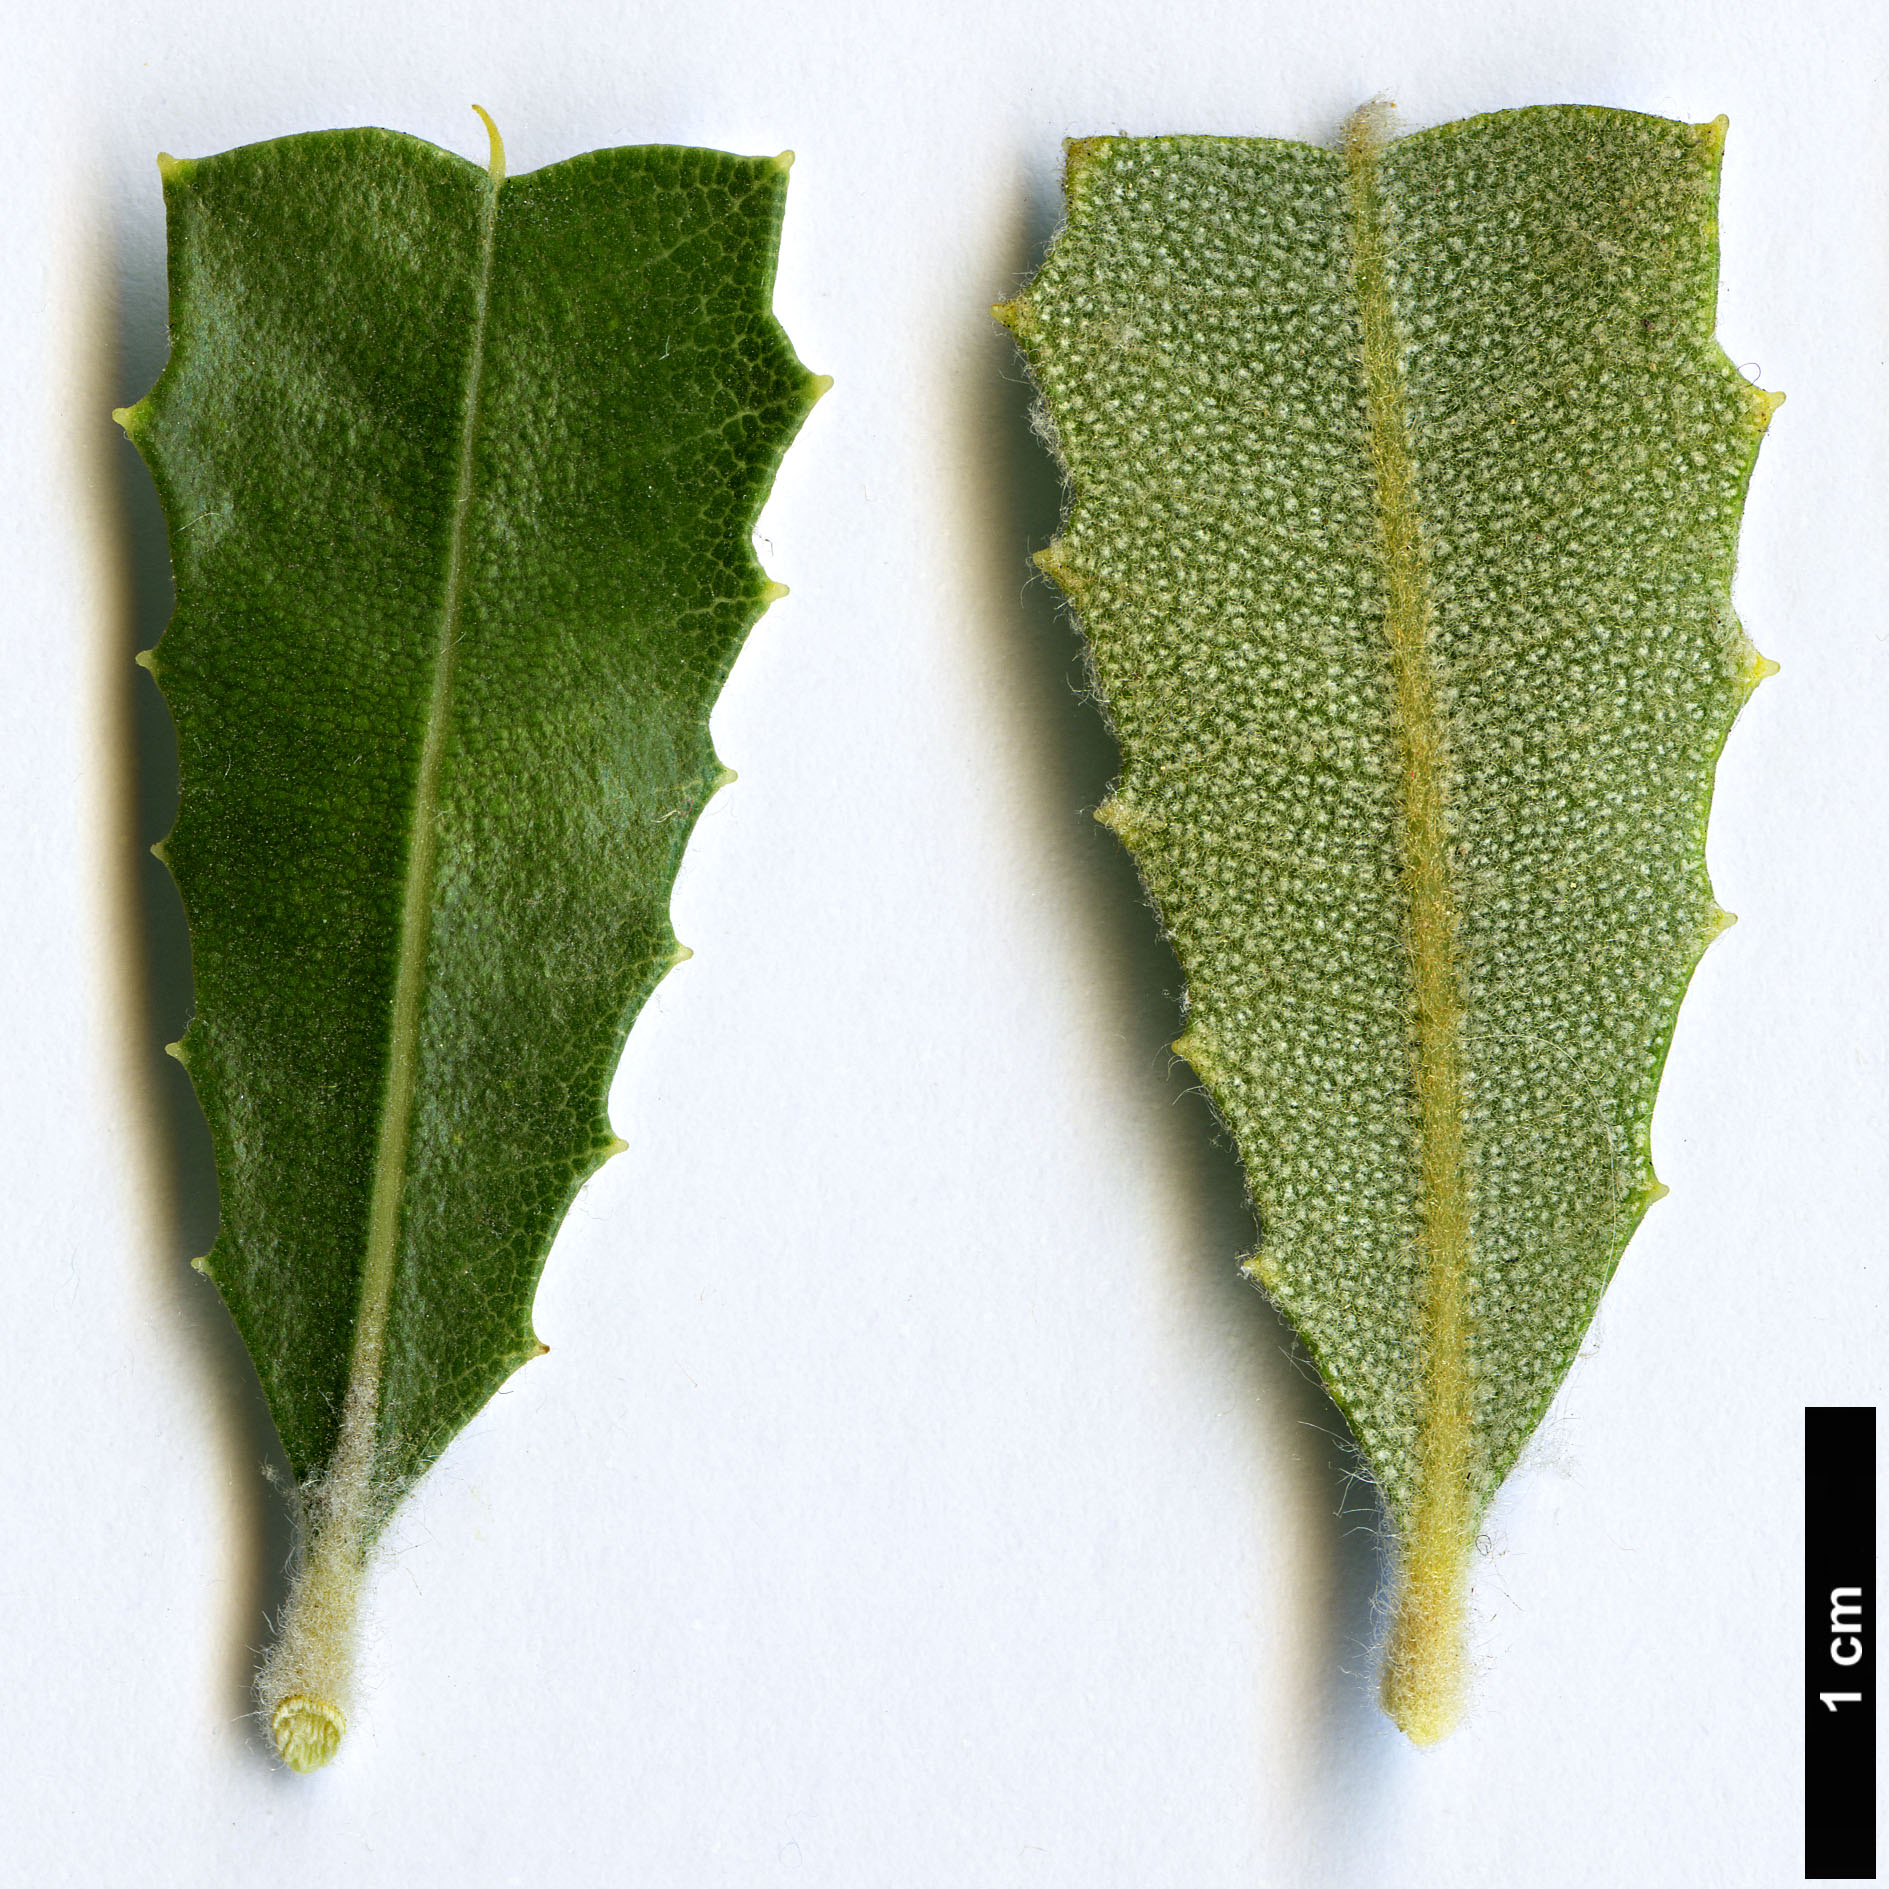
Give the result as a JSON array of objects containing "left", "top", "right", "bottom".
[{"left": 120, "top": 114, "right": 825, "bottom": 1769}]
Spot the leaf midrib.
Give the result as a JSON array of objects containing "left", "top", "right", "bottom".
[
  {"left": 343, "top": 154, "right": 504, "bottom": 1498},
  {"left": 1343, "top": 117, "right": 1474, "bottom": 1566}
]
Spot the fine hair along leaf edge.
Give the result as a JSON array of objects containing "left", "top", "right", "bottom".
[{"left": 998, "top": 103, "right": 1778, "bottom": 1741}]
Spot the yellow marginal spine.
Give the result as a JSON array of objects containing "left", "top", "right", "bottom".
[{"left": 1344, "top": 108, "right": 1475, "bottom": 1745}]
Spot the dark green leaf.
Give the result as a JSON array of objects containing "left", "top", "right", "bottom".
[{"left": 120, "top": 114, "right": 824, "bottom": 1769}]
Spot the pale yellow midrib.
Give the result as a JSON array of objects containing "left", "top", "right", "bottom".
[
  {"left": 1343, "top": 116, "right": 1474, "bottom": 1737},
  {"left": 339, "top": 162, "right": 504, "bottom": 1508}
]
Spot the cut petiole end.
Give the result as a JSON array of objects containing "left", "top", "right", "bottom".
[
  {"left": 272, "top": 1694, "right": 346, "bottom": 1772},
  {"left": 259, "top": 1485, "right": 369, "bottom": 1773}
]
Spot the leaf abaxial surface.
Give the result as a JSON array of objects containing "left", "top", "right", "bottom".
[
  {"left": 121, "top": 119, "right": 824, "bottom": 1766},
  {"left": 1001, "top": 105, "right": 1775, "bottom": 1739}
]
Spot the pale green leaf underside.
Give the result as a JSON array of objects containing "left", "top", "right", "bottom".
[{"left": 1004, "top": 107, "right": 1774, "bottom": 1536}]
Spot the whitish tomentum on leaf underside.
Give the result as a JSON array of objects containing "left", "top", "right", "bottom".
[{"left": 999, "top": 106, "right": 1774, "bottom": 1700}]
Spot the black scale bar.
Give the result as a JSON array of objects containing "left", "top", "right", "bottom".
[{"left": 1808, "top": 1406, "right": 1876, "bottom": 1879}]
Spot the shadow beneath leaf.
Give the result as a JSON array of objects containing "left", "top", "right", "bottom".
[
  {"left": 965, "top": 150, "right": 1394, "bottom": 1798},
  {"left": 100, "top": 201, "right": 295, "bottom": 1750}
]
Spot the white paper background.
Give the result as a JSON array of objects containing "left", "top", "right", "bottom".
[{"left": 3, "top": 0, "right": 1884, "bottom": 1881}]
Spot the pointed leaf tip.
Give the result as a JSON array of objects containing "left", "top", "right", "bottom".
[
  {"left": 471, "top": 105, "right": 506, "bottom": 185},
  {"left": 1343, "top": 100, "right": 1399, "bottom": 159},
  {"left": 807, "top": 373, "right": 834, "bottom": 401},
  {"left": 771, "top": 150, "right": 795, "bottom": 173}
]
